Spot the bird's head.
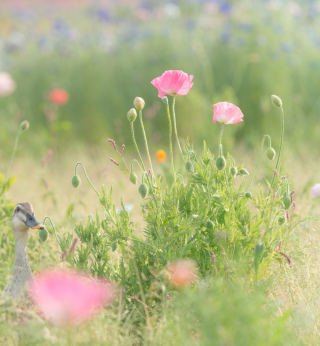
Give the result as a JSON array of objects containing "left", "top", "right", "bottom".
[{"left": 12, "top": 203, "right": 45, "bottom": 232}]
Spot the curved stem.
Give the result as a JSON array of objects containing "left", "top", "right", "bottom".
[
  {"left": 166, "top": 103, "right": 176, "bottom": 182},
  {"left": 130, "top": 122, "right": 146, "bottom": 172},
  {"left": 5, "top": 130, "right": 21, "bottom": 181},
  {"left": 138, "top": 110, "right": 154, "bottom": 174},
  {"left": 246, "top": 134, "right": 271, "bottom": 191},
  {"left": 75, "top": 162, "right": 100, "bottom": 198},
  {"left": 172, "top": 96, "right": 185, "bottom": 162},
  {"left": 43, "top": 216, "right": 61, "bottom": 249},
  {"left": 131, "top": 159, "right": 144, "bottom": 173}
]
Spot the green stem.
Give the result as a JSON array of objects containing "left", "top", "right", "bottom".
[
  {"left": 172, "top": 95, "right": 185, "bottom": 162},
  {"left": 131, "top": 159, "right": 144, "bottom": 173},
  {"left": 75, "top": 162, "right": 100, "bottom": 198},
  {"left": 138, "top": 110, "right": 154, "bottom": 174},
  {"left": 166, "top": 103, "right": 176, "bottom": 181},
  {"left": 130, "top": 122, "right": 146, "bottom": 172},
  {"left": 43, "top": 216, "right": 61, "bottom": 249},
  {"left": 246, "top": 134, "right": 271, "bottom": 191},
  {"left": 5, "top": 130, "right": 21, "bottom": 181},
  {"left": 218, "top": 123, "right": 224, "bottom": 153}
]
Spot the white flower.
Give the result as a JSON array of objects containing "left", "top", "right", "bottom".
[
  {"left": 0, "top": 72, "right": 16, "bottom": 96},
  {"left": 311, "top": 184, "right": 320, "bottom": 198}
]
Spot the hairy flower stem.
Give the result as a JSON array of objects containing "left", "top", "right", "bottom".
[
  {"left": 246, "top": 134, "right": 271, "bottom": 191},
  {"left": 219, "top": 124, "right": 224, "bottom": 154},
  {"left": 131, "top": 159, "right": 144, "bottom": 174},
  {"left": 5, "top": 129, "right": 22, "bottom": 181},
  {"left": 172, "top": 96, "right": 185, "bottom": 162},
  {"left": 138, "top": 110, "right": 154, "bottom": 175},
  {"left": 75, "top": 162, "right": 100, "bottom": 198},
  {"left": 166, "top": 102, "right": 176, "bottom": 182},
  {"left": 42, "top": 216, "right": 61, "bottom": 250},
  {"left": 130, "top": 122, "right": 146, "bottom": 172}
]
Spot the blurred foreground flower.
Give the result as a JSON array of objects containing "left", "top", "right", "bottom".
[
  {"left": 0, "top": 72, "right": 16, "bottom": 96},
  {"left": 212, "top": 102, "right": 244, "bottom": 124},
  {"left": 311, "top": 184, "right": 320, "bottom": 198},
  {"left": 29, "top": 269, "right": 114, "bottom": 325},
  {"left": 167, "top": 260, "right": 197, "bottom": 288},
  {"left": 49, "top": 89, "right": 69, "bottom": 105},
  {"left": 151, "top": 70, "right": 194, "bottom": 98},
  {"left": 156, "top": 149, "right": 166, "bottom": 163}
]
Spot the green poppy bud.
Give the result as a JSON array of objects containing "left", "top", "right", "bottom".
[
  {"left": 20, "top": 120, "right": 29, "bottom": 132},
  {"left": 111, "top": 241, "right": 118, "bottom": 252},
  {"left": 71, "top": 175, "right": 81, "bottom": 188},
  {"left": 238, "top": 168, "right": 249, "bottom": 176},
  {"left": 127, "top": 108, "right": 137, "bottom": 122},
  {"left": 39, "top": 228, "right": 49, "bottom": 243},
  {"left": 138, "top": 183, "right": 148, "bottom": 199},
  {"left": 129, "top": 172, "right": 137, "bottom": 185},
  {"left": 185, "top": 161, "right": 193, "bottom": 172},
  {"left": 230, "top": 166, "right": 238, "bottom": 177},
  {"left": 206, "top": 220, "right": 214, "bottom": 231},
  {"left": 254, "top": 242, "right": 264, "bottom": 275},
  {"left": 283, "top": 196, "right": 291, "bottom": 210},
  {"left": 266, "top": 148, "right": 276, "bottom": 161},
  {"left": 278, "top": 216, "right": 285, "bottom": 225},
  {"left": 216, "top": 156, "right": 226, "bottom": 171},
  {"left": 245, "top": 192, "right": 252, "bottom": 199},
  {"left": 134, "top": 97, "right": 145, "bottom": 110},
  {"left": 271, "top": 95, "right": 282, "bottom": 108}
]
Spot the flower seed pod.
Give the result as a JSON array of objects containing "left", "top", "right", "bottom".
[
  {"left": 230, "top": 166, "right": 238, "bottom": 177},
  {"left": 206, "top": 220, "right": 214, "bottom": 231},
  {"left": 271, "top": 95, "right": 282, "bottom": 108},
  {"left": 20, "top": 120, "right": 29, "bottom": 132},
  {"left": 138, "top": 183, "right": 148, "bottom": 199},
  {"left": 129, "top": 172, "right": 137, "bottom": 185},
  {"left": 245, "top": 192, "right": 252, "bottom": 199},
  {"left": 278, "top": 216, "right": 285, "bottom": 225},
  {"left": 216, "top": 156, "right": 226, "bottom": 171},
  {"left": 127, "top": 108, "right": 137, "bottom": 122},
  {"left": 185, "top": 161, "right": 193, "bottom": 172},
  {"left": 133, "top": 97, "right": 145, "bottom": 110},
  {"left": 238, "top": 168, "right": 249, "bottom": 176},
  {"left": 266, "top": 148, "right": 276, "bottom": 161},
  {"left": 71, "top": 175, "right": 81, "bottom": 188},
  {"left": 39, "top": 228, "right": 49, "bottom": 243},
  {"left": 283, "top": 196, "right": 291, "bottom": 210}
]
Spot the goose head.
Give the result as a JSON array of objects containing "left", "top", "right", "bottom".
[{"left": 12, "top": 203, "right": 45, "bottom": 233}]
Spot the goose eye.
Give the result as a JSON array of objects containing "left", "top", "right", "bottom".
[{"left": 16, "top": 207, "right": 20, "bottom": 212}]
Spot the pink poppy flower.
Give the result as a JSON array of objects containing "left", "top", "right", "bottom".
[
  {"left": 49, "top": 89, "right": 69, "bottom": 105},
  {"left": 212, "top": 102, "right": 244, "bottom": 124},
  {"left": 167, "top": 260, "right": 197, "bottom": 288},
  {"left": 0, "top": 72, "right": 16, "bottom": 96},
  {"left": 151, "top": 70, "right": 194, "bottom": 98},
  {"left": 311, "top": 184, "right": 320, "bottom": 198},
  {"left": 29, "top": 269, "right": 114, "bottom": 325}
]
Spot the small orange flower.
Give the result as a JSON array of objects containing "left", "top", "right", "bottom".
[{"left": 156, "top": 149, "right": 166, "bottom": 163}]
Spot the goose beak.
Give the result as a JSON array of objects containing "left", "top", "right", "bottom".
[
  {"left": 25, "top": 213, "right": 46, "bottom": 229},
  {"left": 32, "top": 224, "right": 46, "bottom": 230}
]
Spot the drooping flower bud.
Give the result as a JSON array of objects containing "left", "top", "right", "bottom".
[
  {"left": 133, "top": 97, "right": 145, "bottom": 110},
  {"left": 238, "top": 168, "right": 249, "bottom": 176},
  {"left": 245, "top": 192, "right": 252, "bottom": 199},
  {"left": 20, "top": 120, "right": 30, "bottom": 132},
  {"left": 71, "top": 175, "right": 81, "bottom": 188},
  {"left": 111, "top": 241, "right": 118, "bottom": 252},
  {"left": 278, "top": 216, "right": 285, "bottom": 225},
  {"left": 230, "top": 166, "right": 238, "bottom": 177},
  {"left": 162, "top": 96, "right": 168, "bottom": 105},
  {"left": 271, "top": 95, "right": 282, "bottom": 108},
  {"left": 127, "top": 108, "right": 137, "bottom": 122},
  {"left": 185, "top": 161, "right": 193, "bottom": 172},
  {"left": 266, "top": 147, "right": 276, "bottom": 161},
  {"left": 39, "top": 228, "right": 49, "bottom": 243},
  {"left": 254, "top": 242, "right": 264, "bottom": 276},
  {"left": 138, "top": 183, "right": 148, "bottom": 199},
  {"left": 129, "top": 172, "right": 137, "bottom": 185},
  {"left": 216, "top": 156, "right": 226, "bottom": 171},
  {"left": 283, "top": 196, "right": 291, "bottom": 210}
]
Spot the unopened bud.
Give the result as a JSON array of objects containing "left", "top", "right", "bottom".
[
  {"left": 71, "top": 175, "right": 81, "bottom": 188},
  {"left": 216, "top": 156, "right": 226, "bottom": 171},
  {"left": 129, "top": 172, "right": 137, "bottom": 185},
  {"left": 39, "top": 228, "right": 49, "bottom": 243},
  {"left": 206, "top": 220, "right": 214, "bottom": 231},
  {"left": 278, "top": 216, "right": 285, "bottom": 225},
  {"left": 127, "top": 108, "right": 137, "bottom": 122},
  {"left": 134, "top": 97, "right": 145, "bottom": 110},
  {"left": 138, "top": 183, "right": 148, "bottom": 199},
  {"left": 230, "top": 166, "right": 238, "bottom": 177},
  {"left": 185, "top": 161, "right": 193, "bottom": 172},
  {"left": 271, "top": 95, "right": 282, "bottom": 108},
  {"left": 245, "top": 192, "right": 252, "bottom": 199},
  {"left": 20, "top": 120, "right": 29, "bottom": 131},
  {"left": 111, "top": 241, "right": 118, "bottom": 252},
  {"left": 238, "top": 168, "right": 249, "bottom": 176},
  {"left": 266, "top": 147, "right": 276, "bottom": 161},
  {"left": 283, "top": 196, "right": 291, "bottom": 210}
]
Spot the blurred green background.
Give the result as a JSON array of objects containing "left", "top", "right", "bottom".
[{"left": 0, "top": 0, "right": 319, "bottom": 158}]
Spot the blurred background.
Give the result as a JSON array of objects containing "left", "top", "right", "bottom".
[{"left": 0, "top": 0, "right": 319, "bottom": 161}]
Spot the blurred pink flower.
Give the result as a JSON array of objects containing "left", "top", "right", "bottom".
[
  {"left": 29, "top": 269, "right": 114, "bottom": 325},
  {"left": 311, "top": 184, "right": 320, "bottom": 198},
  {"left": 49, "top": 89, "right": 69, "bottom": 105},
  {"left": 167, "top": 260, "right": 197, "bottom": 288},
  {"left": 151, "top": 70, "right": 194, "bottom": 98},
  {"left": 212, "top": 102, "right": 244, "bottom": 124},
  {"left": 0, "top": 72, "right": 16, "bottom": 96}
]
